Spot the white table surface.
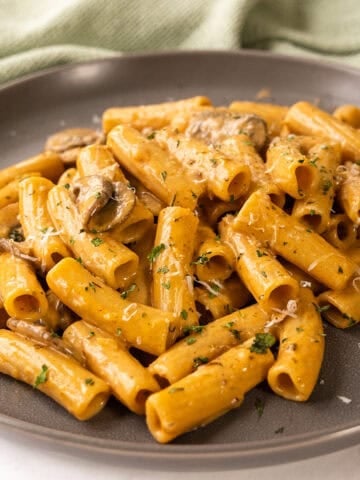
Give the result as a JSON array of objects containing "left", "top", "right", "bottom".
[{"left": 0, "top": 430, "right": 359, "bottom": 479}]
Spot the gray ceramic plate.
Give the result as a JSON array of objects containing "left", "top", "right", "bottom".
[{"left": 0, "top": 51, "right": 359, "bottom": 471}]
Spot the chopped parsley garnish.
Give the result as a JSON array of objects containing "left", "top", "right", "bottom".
[
  {"left": 210, "top": 158, "right": 218, "bottom": 166},
  {"left": 85, "top": 378, "right": 95, "bottom": 386},
  {"left": 224, "top": 321, "right": 240, "bottom": 340},
  {"left": 321, "top": 179, "right": 333, "bottom": 195},
  {"left": 85, "top": 281, "right": 97, "bottom": 292},
  {"left": 120, "top": 283, "right": 137, "bottom": 299},
  {"left": 207, "top": 281, "right": 221, "bottom": 298},
  {"left": 161, "top": 171, "right": 167, "bottom": 182},
  {"left": 183, "top": 325, "right": 205, "bottom": 335},
  {"left": 256, "top": 249, "right": 267, "bottom": 257},
  {"left": 192, "top": 252, "right": 211, "bottom": 265},
  {"left": 254, "top": 397, "right": 265, "bottom": 418},
  {"left": 147, "top": 131, "right": 156, "bottom": 140},
  {"left": 180, "top": 309, "right": 188, "bottom": 320},
  {"left": 157, "top": 265, "right": 169, "bottom": 274},
  {"left": 34, "top": 364, "right": 49, "bottom": 388},
  {"left": 8, "top": 228, "right": 24, "bottom": 242},
  {"left": 91, "top": 237, "right": 103, "bottom": 247},
  {"left": 115, "top": 328, "right": 122, "bottom": 336},
  {"left": 186, "top": 337, "right": 196, "bottom": 345},
  {"left": 313, "top": 303, "right": 331, "bottom": 313},
  {"left": 193, "top": 356, "right": 209, "bottom": 369},
  {"left": 147, "top": 243, "right": 166, "bottom": 262},
  {"left": 162, "top": 281, "right": 171, "bottom": 289},
  {"left": 250, "top": 333, "right": 276, "bottom": 354},
  {"left": 64, "top": 183, "right": 71, "bottom": 189}
]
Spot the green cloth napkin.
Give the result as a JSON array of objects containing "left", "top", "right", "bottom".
[{"left": 1, "top": 0, "right": 360, "bottom": 84}]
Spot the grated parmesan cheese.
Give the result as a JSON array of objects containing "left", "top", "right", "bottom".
[{"left": 337, "top": 395, "right": 352, "bottom": 405}]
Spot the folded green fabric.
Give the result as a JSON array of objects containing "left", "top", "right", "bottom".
[{"left": 1, "top": 0, "right": 360, "bottom": 84}]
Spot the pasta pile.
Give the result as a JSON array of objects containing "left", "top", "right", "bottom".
[{"left": 0, "top": 96, "right": 359, "bottom": 443}]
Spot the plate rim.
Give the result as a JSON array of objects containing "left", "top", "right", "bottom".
[
  {"left": 2, "top": 48, "right": 360, "bottom": 93},
  {"left": 0, "top": 49, "right": 359, "bottom": 469}
]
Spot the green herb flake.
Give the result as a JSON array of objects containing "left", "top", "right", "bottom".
[
  {"left": 85, "top": 378, "right": 95, "bottom": 386},
  {"left": 206, "top": 281, "right": 221, "bottom": 298},
  {"left": 254, "top": 397, "right": 265, "bottom": 418},
  {"left": 162, "top": 281, "right": 171, "bottom": 290},
  {"left": 75, "top": 256, "right": 83, "bottom": 264},
  {"left": 120, "top": 283, "right": 137, "bottom": 299},
  {"left": 64, "top": 183, "right": 71, "bottom": 190},
  {"left": 157, "top": 265, "right": 169, "bottom": 274},
  {"left": 314, "top": 303, "right": 331, "bottom": 313},
  {"left": 260, "top": 270, "right": 268, "bottom": 278},
  {"left": 193, "top": 356, "right": 209, "bottom": 369},
  {"left": 180, "top": 309, "right": 188, "bottom": 320},
  {"left": 186, "top": 337, "right": 196, "bottom": 345},
  {"left": 116, "top": 328, "right": 122, "bottom": 336},
  {"left": 309, "top": 157, "right": 319, "bottom": 167},
  {"left": 224, "top": 322, "right": 240, "bottom": 340},
  {"left": 91, "top": 237, "right": 104, "bottom": 247},
  {"left": 192, "top": 252, "right": 212, "bottom": 265},
  {"left": 250, "top": 333, "right": 276, "bottom": 354},
  {"left": 338, "top": 266, "right": 344, "bottom": 274},
  {"left": 183, "top": 325, "right": 205, "bottom": 335},
  {"left": 321, "top": 179, "right": 333, "bottom": 195},
  {"left": 210, "top": 158, "right": 218, "bottom": 166},
  {"left": 161, "top": 171, "right": 167, "bottom": 182},
  {"left": 296, "top": 327, "right": 304, "bottom": 333},
  {"left": 95, "top": 192, "right": 102, "bottom": 199},
  {"left": 256, "top": 249, "right": 268, "bottom": 258},
  {"left": 147, "top": 243, "right": 166, "bottom": 262},
  {"left": 147, "top": 131, "right": 156, "bottom": 140},
  {"left": 34, "top": 364, "right": 49, "bottom": 388},
  {"left": 8, "top": 228, "right": 24, "bottom": 242}
]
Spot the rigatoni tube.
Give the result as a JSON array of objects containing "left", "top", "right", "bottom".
[
  {"left": 46, "top": 257, "right": 177, "bottom": 356},
  {"left": 146, "top": 338, "right": 274, "bottom": 443},
  {"left": 0, "top": 329, "right": 110, "bottom": 420},
  {"left": 63, "top": 321, "right": 160, "bottom": 415}
]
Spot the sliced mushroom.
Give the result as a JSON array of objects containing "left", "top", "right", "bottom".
[
  {"left": 6, "top": 318, "right": 86, "bottom": 366},
  {"left": 45, "top": 128, "right": 104, "bottom": 164},
  {"left": 0, "top": 238, "right": 40, "bottom": 268},
  {"left": 185, "top": 111, "right": 267, "bottom": 150},
  {"left": 73, "top": 175, "right": 136, "bottom": 232}
]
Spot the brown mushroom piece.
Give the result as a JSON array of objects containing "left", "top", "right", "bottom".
[
  {"left": 0, "top": 238, "right": 40, "bottom": 268},
  {"left": 6, "top": 318, "right": 86, "bottom": 366},
  {"left": 73, "top": 175, "right": 136, "bottom": 232},
  {"left": 45, "top": 128, "right": 104, "bottom": 164},
  {"left": 185, "top": 111, "right": 268, "bottom": 150}
]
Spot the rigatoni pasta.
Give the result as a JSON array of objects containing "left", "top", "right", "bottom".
[{"left": 0, "top": 94, "right": 358, "bottom": 445}]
